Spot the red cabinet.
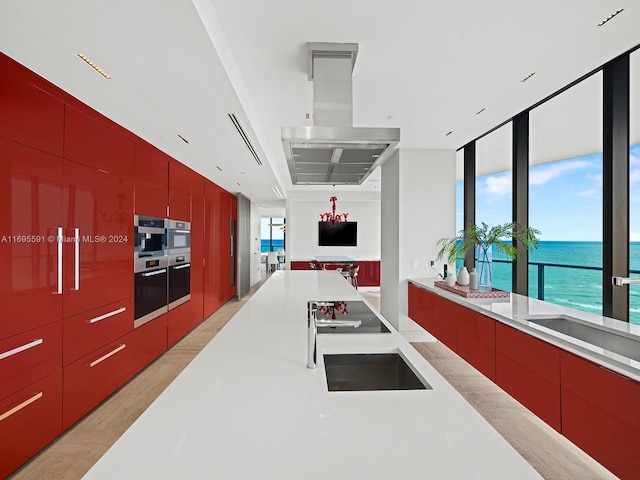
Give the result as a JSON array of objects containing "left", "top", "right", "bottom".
[
  {"left": 62, "top": 335, "right": 133, "bottom": 430},
  {"left": 190, "top": 176, "right": 205, "bottom": 328},
  {"left": 561, "top": 351, "right": 640, "bottom": 479},
  {"left": 0, "top": 65, "right": 64, "bottom": 156},
  {"left": 134, "top": 145, "right": 168, "bottom": 218},
  {"left": 0, "top": 370, "right": 62, "bottom": 479},
  {"left": 132, "top": 314, "right": 167, "bottom": 375},
  {"left": 62, "top": 160, "right": 133, "bottom": 318},
  {"left": 204, "top": 182, "right": 222, "bottom": 316},
  {"left": 63, "top": 297, "right": 133, "bottom": 366},
  {"left": 0, "top": 139, "right": 63, "bottom": 340},
  {"left": 64, "top": 106, "right": 134, "bottom": 179},
  {"left": 495, "top": 322, "right": 561, "bottom": 431},
  {"left": 168, "top": 301, "right": 191, "bottom": 347},
  {"left": 168, "top": 160, "right": 191, "bottom": 221},
  {"left": 455, "top": 306, "right": 495, "bottom": 381},
  {"left": 0, "top": 322, "right": 62, "bottom": 401},
  {"left": 432, "top": 295, "right": 458, "bottom": 351},
  {"left": 356, "top": 260, "right": 380, "bottom": 286}
]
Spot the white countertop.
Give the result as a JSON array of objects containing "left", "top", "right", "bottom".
[
  {"left": 409, "top": 277, "right": 640, "bottom": 383},
  {"left": 84, "top": 271, "right": 542, "bottom": 479}
]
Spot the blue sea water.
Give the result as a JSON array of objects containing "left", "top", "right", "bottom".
[
  {"left": 261, "top": 239, "right": 285, "bottom": 252},
  {"left": 485, "top": 241, "right": 640, "bottom": 325}
]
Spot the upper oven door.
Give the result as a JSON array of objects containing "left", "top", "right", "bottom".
[{"left": 168, "top": 219, "right": 190, "bottom": 254}]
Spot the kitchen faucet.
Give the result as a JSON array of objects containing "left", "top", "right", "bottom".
[
  {"left": 307, "top": 301, "right": 361, "bottom": 368},
  {"left": 612, "top": 276, "right": 640, "bottom": 286}
]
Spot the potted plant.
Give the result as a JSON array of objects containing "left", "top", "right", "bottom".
[{"left": 436, "top": 222, "right": 540, "bottom": 291}]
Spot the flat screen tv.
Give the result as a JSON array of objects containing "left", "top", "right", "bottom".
[{"left": 318, "top": 222, "right": 357, "bottom": 247}]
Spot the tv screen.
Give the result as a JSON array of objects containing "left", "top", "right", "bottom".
[{"left": 318, "top": 222, "right": 357, "bottom": 247}]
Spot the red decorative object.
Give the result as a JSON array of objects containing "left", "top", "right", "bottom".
[{"left": 320, "top": 196, "right": 348, "bottom": 224}]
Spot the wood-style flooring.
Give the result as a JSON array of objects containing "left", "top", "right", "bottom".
[{"left": 10, "top": 283, "right": 617, "bottom": 479}]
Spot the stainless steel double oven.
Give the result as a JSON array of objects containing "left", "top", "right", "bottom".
[{"left": 133, "top": 216, "right": 191, "bottom": 328}]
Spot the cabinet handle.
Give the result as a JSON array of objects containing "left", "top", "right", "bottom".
[
  {"left": 142, "top": 269, "right": 167, "bottom": 277},
  {"left": 87, "top": 307, "right": 126, "bottom": 324},
  {"left": 73, "top": 227, "right": 80, "bottom": 291},
  {"left": 0, "top": 392, "right": 43, "bottom": 422},
  {"left": 0, "top": 338, "right": 44, "bottom": 360},
  {"left": 173, "top": 263, "right": 190, "bottom": 270},
  {"left": 56, "top": 226, "right": 63, "bottom": 294},
  {"left": 88, "top": 344, "right": 126, "bottom": 368}
]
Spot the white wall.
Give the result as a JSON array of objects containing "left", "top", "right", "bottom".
[
  {"left": 250, "top": 202, "right": 262, "bottom": 286},
  {"left": 381, "top": 148, "right": 456, "bottom": 329},
  {"left": 286, "top": 190, "right": 381, "bottom": 264}
]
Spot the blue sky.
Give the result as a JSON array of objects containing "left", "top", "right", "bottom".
[{"left": 456, "top": 144, "right": 640, "bottom": 241}]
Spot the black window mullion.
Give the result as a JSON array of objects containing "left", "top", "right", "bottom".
[{"left": 512, "top": 112, "right": 529, "bottom": 296}]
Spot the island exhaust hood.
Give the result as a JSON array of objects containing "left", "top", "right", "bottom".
[{"left": 281, "top": 43, "right": 400, "bottom": 185}]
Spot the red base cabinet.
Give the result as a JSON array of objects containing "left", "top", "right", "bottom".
[
  {"left": 168, "top": 302, "right": 191, "bottom": 347},
  {"left": 0, "top": 370, "right": 63, "bottom": 479},
  {"left": 62, "top": 336, "right": 133, "bottom": 430},
  {"left": 561, "top": 351, "right": 640, "bottom": 479},
  {"left": 132, "top": 315, "right": 167, "bottom": 375},
  {"left": 495, "top": 323, "right": 561, "bottom": 432},
  {"left": 455, "top": 306, "right": 495, "bottom": 381}
]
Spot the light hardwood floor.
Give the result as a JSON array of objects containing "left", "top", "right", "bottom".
[{"left": 11, "top": 285, "right": 616, "bottom": 479}]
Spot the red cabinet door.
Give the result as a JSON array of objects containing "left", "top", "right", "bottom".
[
  {"left": 408, "top": 282, "right": 418, "bottom": 320},
  {"left": 0, "top": 369, "right": 62, "bottom": 479},
  {"left": 432, "top": 295, "right": 457, "bottom": 351},
  {"left": 168, "top": 301, "right": 191, "bottom": 347},
  {"left": 495, "top": 322, "right": 561, "bottom": 431},
  {"left": 62, "top": 335, "right": 133, "bottom": 430},
  {"left": 62, "top": 297, "right": 133, "bottom": 366},
  {"left": 455, "top": 306, "right": 495, "bottom": 381},
  {"left": 357, "top": 260, "right": 380, "bottom": 287},
  {"left": 0, "top": 322, "right": 62, "bottom": 401},
  {"left": 220, "top": 191, "right": 237, "bottom": 302},
  {"left": 561, "top": 351, "right": 640, "bottom": 478},
  {"left": 204, "top": 182, "right": 222, "bottom": 316},
  {"left": 134, "top": 145, "right": 168, "bottom": 218},
  {"left": 0, "top": 65, "right": 64, "bottom": 156},
  {"left": 64, "top": 106, "right": 134, "bottom": 179},
  {"left": 132, "top": 313, "right": 167, "bottom": 375},
  {"left": 0, "top": 139, "right": 63, "bottom": 340},
  {"left": 411, "top": 287, "right": 438, "bottom": 334},
  {"left": 168, "top": 160, "right": 191, "bottom": 221},
  {"left": 62, "top": 160, "right": 133, "bottom": 318},
  {"left": 190, "top": 176, "right": 204, "bottom": 328}
]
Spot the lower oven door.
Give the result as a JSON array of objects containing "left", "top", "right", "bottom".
[
  {"left": 169, "top": 254, "right": 191, "bottom": 310},
  {"left": 134, "top": 267, "right": 168, "bottom": 328}
]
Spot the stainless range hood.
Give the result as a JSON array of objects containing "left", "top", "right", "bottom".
[{"left": 281, "top": 43, "right": 400, "bottom": 185}]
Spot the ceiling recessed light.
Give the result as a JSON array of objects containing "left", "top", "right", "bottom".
[
  {"left": 216, "top": 166, "right": 223, "bottom": 172},
  {"left": 236, "top": 182, "right": 241, "bottom": 186},
  {"left": 597, "top": 8, "right": 623, "bottom": 26},
  {"left": 520, "top": 72, "right": 536, "bottom": 83},
  {"left": 476, "top": 108, "right": 486, "bottom": 115},
  {"left": 177, "top": 134, "right": 189, "bottom": 144},
  {"left": 77, "top": 54, "right": 110, "bottom": 79},
  {"left": 445, "top": 131, "right": 453, "bottom": 136}
]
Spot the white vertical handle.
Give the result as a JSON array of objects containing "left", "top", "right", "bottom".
[
  {"left": 73, "top": 227, "right": 80, "bottom": 290},
  {"left": 56, "top": 226, "right": 63, "bottom": 294}
]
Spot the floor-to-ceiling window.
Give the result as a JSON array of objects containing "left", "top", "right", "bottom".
[
  {"left": 629, "top": 49, "right": 640, "bottom": 324},
  {"left": 528, "top": 73, "right": 603, "bottom": 314},
  {"left": 475, "top": 123, "right": 513, "bottom": 291},
  {"left": 260, "top": 217, "right": 285, "bottom": 252}
]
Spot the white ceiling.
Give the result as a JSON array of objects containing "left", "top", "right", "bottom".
[{"left": 1, "top": 1, "right": 639, "bottom": 216}]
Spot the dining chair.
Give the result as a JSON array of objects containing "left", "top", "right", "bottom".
[
  {"left": 267, "top": 251, "right": 278, "bottom": 272},
  {"left": 349, "top": 265, "right": 359, "bottom": 289}
]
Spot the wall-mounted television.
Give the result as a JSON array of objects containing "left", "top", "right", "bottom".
[{"left": 318, "top": 222, "right": 357, "bottom": 247}]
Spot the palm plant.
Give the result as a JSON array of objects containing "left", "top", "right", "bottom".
[{"left": 436, "top": 222, "right": 540, "bottom": 288}]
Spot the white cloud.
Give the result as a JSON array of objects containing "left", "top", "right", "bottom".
[
  {"left": 484, "top": 173, "right": 511, "bottom": 196},
  {"left": 630, "top": 231, "right": 640, "bottom": 242},
  {"left": 578, "top": 189, "right": 597, "bottom": 197},
  {"left": 530, "top": 159, "right": 595, "bottom": 186}
]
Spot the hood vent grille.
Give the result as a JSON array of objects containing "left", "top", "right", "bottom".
[
  {"left": 281, "top": 43, "right": 399, "bottom": 185},
  {"left": 229, "top": 113, "right": 262, "bottom": 166}
]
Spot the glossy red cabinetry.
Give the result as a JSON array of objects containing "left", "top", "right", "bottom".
[
  {"left": 62, "top": 160, "right": 133, "bottom": 319},
  {"left": 62, "top": 335, "right": 133, "bottom": 430},
  {"left": 0, "top": 138, "right": 63, "bottom": 340},
  {"left": 169, "top": 160, "right": 191, "bottom": 221},
  {"left": 63, "top": 297, "right": 133, "bottom": 366},
  {"left": 0, "top": 322, "right": 62, "bottom": 401},
  {"left": 561, "top": 351, "right": 640, "bottom": 479},
  {"left": 0, "top": 370, "right": 63, "bottom": 479},
  {"left": 0, "top": 65, "right": 64, "bottom": 156},
  {"left": 431, "top": 295, "right": 458, "bottom": 351},
  {"left": 132, "top": 314, "right": 167, "bottom": 375},
  {"left": 64, "top": 106, "right": 134, "bottom": 179},
  {"left": 495, "top": 322, "right": 561, "bottom": 431},
  {"left": 190, "top": 176, "right": 205, "bottom": 328},
  {"left": 168, "top": 301, "right": 191, "bottom": 347},
  {"left": 455, "top": 306, "right": 495, "bottom": 381},
  {"left": 134, "top": 145, "right": 168, "bottom": 218}
]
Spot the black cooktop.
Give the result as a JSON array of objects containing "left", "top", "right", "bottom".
[{"left": 315, "top": 300, "right": 391, "bottom": 334}]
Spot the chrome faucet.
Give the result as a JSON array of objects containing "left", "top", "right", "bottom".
[
  {"left": 612, "top": 276, "right": 640, "bottom": 286},
  {"left": 307, "top": 301, "right": 361, "bottom": 368}
]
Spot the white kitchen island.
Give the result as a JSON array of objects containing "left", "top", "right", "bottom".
[{"left": 83, "top": 271, "right": 542, "bottom": 479}]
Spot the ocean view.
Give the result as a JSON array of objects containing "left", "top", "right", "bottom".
[{"left": 489, "top": 241, "right": 640, "bottom": 325}]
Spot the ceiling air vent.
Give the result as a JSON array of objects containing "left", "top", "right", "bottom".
[{"left": 228, "top": 113, "right": 262, "bottom": 166}]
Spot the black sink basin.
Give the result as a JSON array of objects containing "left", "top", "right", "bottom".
[{"left": 323, "top": 353, "right": 431, "bottom": 391}]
